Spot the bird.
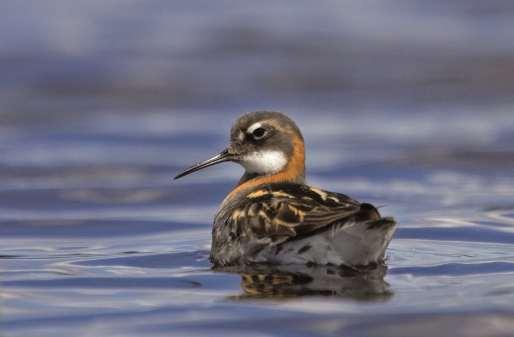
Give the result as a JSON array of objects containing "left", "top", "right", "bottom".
[{"left": 174, "top": 111, "right": 396, "bottom": 268}]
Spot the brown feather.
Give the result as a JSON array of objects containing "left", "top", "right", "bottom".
[{"left": 225, "top": 183, "right": 362, "bottom": 240}]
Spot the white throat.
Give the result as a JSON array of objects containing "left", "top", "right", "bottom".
[{"left": 241, "top": 150, "right": 287, "bottom": 174}]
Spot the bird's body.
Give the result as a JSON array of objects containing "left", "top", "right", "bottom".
[
  {"left": 175, "top": 111, "right": 396, "bottom": 267},
  {"left": 212, "top": 182, "right": 395, "bottom": 266}
]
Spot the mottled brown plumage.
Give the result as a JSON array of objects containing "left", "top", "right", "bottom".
[{"left": 221, "top": 183, "right": 359, "bottom": 239}]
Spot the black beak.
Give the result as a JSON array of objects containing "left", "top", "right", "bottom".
[{"left": 174, "top": 148, "right": 233, "bottom": 180}]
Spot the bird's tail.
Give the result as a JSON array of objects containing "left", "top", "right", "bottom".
[{"left": 329, "top": 214, "right": 396, "bottom": 267}]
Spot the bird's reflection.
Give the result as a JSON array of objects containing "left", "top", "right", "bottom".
[{"left": 216, "top": 263, "right": 393, "bottom": 300}]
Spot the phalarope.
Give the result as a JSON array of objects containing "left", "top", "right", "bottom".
[{"left": 174, "top": 111, "right": 396, "bottom": 267}]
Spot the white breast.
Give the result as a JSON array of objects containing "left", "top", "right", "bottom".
[{"left": 241, "top": 150, "right": 287, "bottom": 174}]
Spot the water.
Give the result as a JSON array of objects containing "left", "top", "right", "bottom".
[{"left": 2, "top": 1, "right": 514, "bottom": 336}]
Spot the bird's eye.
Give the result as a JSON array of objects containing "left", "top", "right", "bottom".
[{"left": 252, "top": 127, "right": 267, "bottom": 139}]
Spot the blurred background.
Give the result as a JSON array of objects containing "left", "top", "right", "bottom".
[
  {"left": 2, "top": 1, "right": 514, "bottom": 336},
  {"left": 2, "top": 0, "right": 514, "bottom": 188},
  {"left": 3, "top": 0, "right": 514, "bottom": 121}
]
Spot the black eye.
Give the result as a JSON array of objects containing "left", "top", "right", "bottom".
[{"left": 252, "top": 127, "right": 266, "bottom": 139}]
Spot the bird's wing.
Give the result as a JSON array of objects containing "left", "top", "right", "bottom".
[{"left": 227, "top": 183, "right": 365, "bottom": 240}]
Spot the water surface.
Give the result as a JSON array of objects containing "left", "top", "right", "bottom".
[{"left": 1, "top": 1, "right": 514, "bottom": 336}]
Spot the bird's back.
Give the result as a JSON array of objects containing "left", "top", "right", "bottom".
[{"left": 210, "top": 182, "right": 396, "bottom": 267}]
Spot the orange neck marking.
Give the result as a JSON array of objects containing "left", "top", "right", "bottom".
[{"left": 223, "top": 135, "right": 305, "bottom": 205}]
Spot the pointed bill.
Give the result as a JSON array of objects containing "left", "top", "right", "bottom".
[{"left": 174, "top": 149, "right": 233, "bottom": 180}]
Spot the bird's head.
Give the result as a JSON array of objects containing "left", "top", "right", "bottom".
[{"left": 174, "top": 111, "right": 305, "bottom": 182}]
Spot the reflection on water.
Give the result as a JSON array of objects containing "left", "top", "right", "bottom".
[{"left": 220, "top": 264, "right": 392, "bottom": 300}]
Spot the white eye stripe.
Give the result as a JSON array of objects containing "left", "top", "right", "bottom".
[{"left": 247, "top": 122, "right": 262, "bottom": 134}]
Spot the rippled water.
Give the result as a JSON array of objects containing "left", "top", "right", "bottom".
[
  {"left": 2, "top": 1, "right": 514, "bottom": 336},
  {"left": 2, "top": 106, "right": 514, "bottom": 336}
]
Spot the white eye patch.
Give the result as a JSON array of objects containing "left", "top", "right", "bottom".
[
  {"left": 241, "top": 150, "right": 287, "bottom": 174},
  {"left": 246, "top": 122, "right": 263, "bottom": 135}
]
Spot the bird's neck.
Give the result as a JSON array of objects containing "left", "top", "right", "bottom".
[{"left": 221, "top": 137, "right": 305, "bottom": 208}]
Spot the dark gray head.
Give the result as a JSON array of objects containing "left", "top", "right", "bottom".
[{"left": 174, "top": 111, "right": 305, "bottom": 181}]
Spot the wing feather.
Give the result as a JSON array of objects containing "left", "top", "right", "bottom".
[{"left": 227, "top": 183, "right": 362, "bottom": 240}]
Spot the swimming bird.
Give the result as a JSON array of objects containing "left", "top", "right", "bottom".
[{"left": 174, "top": 111, "right": 396, "bottom": 267}]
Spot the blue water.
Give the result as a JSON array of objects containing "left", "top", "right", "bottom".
[
  {"left": 2, "top": 106, "right": 514, "bottom": 336},
  {"left": 2, "top": 1, "right": 514, "bottom": 336}
]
